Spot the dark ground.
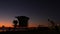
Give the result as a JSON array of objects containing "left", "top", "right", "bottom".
[{"left": 0, "top": 30, "right": 60, "bottom": 34}]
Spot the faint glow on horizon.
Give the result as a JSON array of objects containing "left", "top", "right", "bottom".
[
  {"left": 0, "top": 20, "right": 48, "bottom": 27},
  {"left": 0, "top": 20, "right": 13, "bottom": 27},
  {"left": 0, "top": 21, "right": 39, "bottom": 27}
]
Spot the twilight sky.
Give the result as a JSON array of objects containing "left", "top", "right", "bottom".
[{"left": 0, "top": 0, "right": 60, "bottom": 27}]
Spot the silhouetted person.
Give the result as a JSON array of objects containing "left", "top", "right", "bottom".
[{"left": 15, "top": 16, "right": 29, "bottom": 27}]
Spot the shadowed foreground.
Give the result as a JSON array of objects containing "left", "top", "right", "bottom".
[
  {"left": 0, "top": 30, "right": 60, "bottom": 34},
  {"left": 0, "top": 27, "right": 60, "bottom": 34}
]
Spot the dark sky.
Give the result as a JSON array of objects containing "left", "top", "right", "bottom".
[{"left": 0, "top": 0, "right": 60, "bottom": 27}]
